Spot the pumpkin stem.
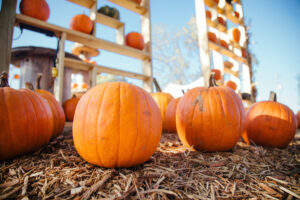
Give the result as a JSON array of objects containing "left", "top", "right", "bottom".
[
  {"left": 36, "top": 73, "right": 42, "bottom": 89},
  {"left": 269, "top": 91, "right": 277, "bottom": 102},
  {"left": 25, "top": 82, "right": 34, "bottom": 90},
  {"left": 209, "top": 72, "right": 218, "bottom": 88},
  {"left": 0, "top": 71, "right": 9, "bottom": 88}
]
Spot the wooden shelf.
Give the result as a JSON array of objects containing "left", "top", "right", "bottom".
[
  {"left": 206, "top": 18, "right": 227, "bottom": 33},
  {"left": 96, "top": 13, "right": 124, "bottom": 29},
  {"left": 208, "top": 41, "right": 247, "bottom": 64},
  {"left": 64, "top": 58, "right": 150, "bottom": 80},
  {"left": 108, "top": 0, "right": 148, "bottom": 15},
  {"left": 66, "top": 0, "right": 96, "bottom": 8},
  {"left": 65, "top": 121, "right": 73, "bottom": 128},
  {"left": 224, "top": 66, "right": 239, "bottom": 77},
  {"left": 204, "top": 0, "right": 218, "bottom": 8},
  {"left": 15, "top": 14, "right": 150, "bottom": 60}
]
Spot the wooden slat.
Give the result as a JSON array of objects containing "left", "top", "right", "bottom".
[
  {"left": 65, "top": 122, "right": 73, "bottom": 128},
  {"left": 224, "top": 66, "right": 239, "bottom": 77},
  {"left": 208, "top": 41, "right": 247, "bottom": 64},
  {"left": 15, "top": 14, "right": 150, "bottom": 60},
  {"left": 108, "top": 0, "right": 148, "bottom": 15},
  {"left": 66, "top": 0, "right": 96, "bottom": 8},
  {"left": 96, "top": 13, "right": 124, "bottom": 29},
  {"left": 204, "top": 0, "right": 218, "bottom": 8},
  {"left": 206, "top": 18, "right": 227, "bottom": 33},
  {"left": 64, "top": 58, "right": 150, "bottom": 80}
]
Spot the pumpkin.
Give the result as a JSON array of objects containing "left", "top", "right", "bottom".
[
  {"left": 34, "top": 73, "right": 53, "bottom": 96},
  {"left": 206, "top": 10, "right": 212, "bottom": 19},
  {"left": 63, "top": 95, "right": 80, "bottom": 121},
  {"left": 72, "top": 83, "right": 78, "bottom": 89},
  {"left": 230, "top": 28, "right": 241, "bottom": 43},
  {"left": 226, "top": 80, "right": 237, "bottom": 91},
  {"left": 70, "top": 14, "right": 93, "bottom": 34},
  {"left": 20, "top": 0, "right": 50, "bottom": 21},
  {"left": 297, "top": 111, "right": 300, "bottom": 128},
  {"left": 125, "top": 32, "right": 145, "bottom": 50},
  {"left": 14, "top": 74, "right": 20, "bottom": 79},
  {"left": 241, "top": 47, "right": 247, "bottom": 58},
  {"left": 176, "top": 73, "right": 245, "bottom": 151},
  {"left": 151, "top": 92, "right": 174, "bottom": 131},
  {"left": 234, "top": 11, "right": 240, "bottom": 18},
  {"left": 208, "top": 32, "right": 217, "bottom": 43},
  {"left": 165, "top": 97, "right": 181, "bottom": 133},
  {"left": 98, "top": 6, "right": 120, "bottom": 20},
  {"left": 217, "top": 17, "right": 226, "bottom": 26},
  {"left": 242, "top": 92, "right": 297, "bottom": 148},
  {"left": 0, "top": 72, "right": 53, "bottom": 160},
  {"left": 224, "top": 61, "right": 234, "bottom": 69},
  {"left": 220, "top": 39, "right": 228, "bottom": 49},
  {"left": 81, "top": 82, "right": 88, "bottom": 89},
  {"left": 211, "top": 69, "right": 221, "bottom": 81},
  {"left": 73, "top": 82, "right": 162, "bottom": 168}
]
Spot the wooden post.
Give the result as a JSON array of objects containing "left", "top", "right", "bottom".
[
  {"left": 54, "top": 33, "right": 66, "bottom": 104},
  {"left": 0, "top": 0, "right": 17, "bottom": 73},
  {"left": 116, "top": 25, "right": 125, "bottom": 45},
  {"left": 89, "top": 1, "right": 97, "bottom": 37},
  {"left": 195, "top": 0, "right": 211, "bottom": 87},
  {"left": 90, "top": 66, "right": 97, "bottom": 87},
  {"left": 212, "top": 51, "right": 224, "bottom": 83},
  {"left": 141, "top": 0, "right": 152, "bottom": 92}
]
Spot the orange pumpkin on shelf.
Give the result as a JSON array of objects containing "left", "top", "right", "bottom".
[
  {"left": 70, "top": 14, "right": 93, "bottom": 34},
  {"left": 14, "top": 74, "right": 20, "bottom": 80},
  {"left": 72, "top": 83, "right": 78, "bottom": 89},
  {"left": 176, "top": 73, "right": 245, "bottom": 152},
  {"left": 242, "top": 92, "right": 297, "bottom": 148},
  {"left": 20, "top": 0, "right": 50, "bottom": 21},
  {"left": 211, "top": 69, "right": 221, "bottom": 81},
  {"left": 224, "top": 61, "right": 234, "bottom": 69},
  {"left": 73, "top": 82, "right": 162, "bottom": 168},
  {"left": 230, "top": 28, "right": 241, "bottom": 43},
  {"left": 217, "top": 17, "right": 226, "bottom": 26},
  {"left": 241, "top": 47, "right": 247, "bottom": 58},
  {"left": 226, "top": 80, "right": 237, "bottom": 91},
  {"left": 165, "top": 97, "right": 181, "bottom": 133},
  {"left": 63, "top": 95, "right": 80, "bottom": 121},
  {"left": 208, "top": 32, "right": 217, "bottom": 43},
  {"left": 125, "top": 32, "right": 145, "bottom": 50},
  {"left": 234, "top": 11, "right": 240, "bottom": 18},
  {"left": 220, "top": 40, "right": 229, "bottom": 49},
  {"left": 81, "top": 82, "right": 88, "bottom": 89},
  {"left": 206, "top": 10, "right": 212, "bottom": 19}
]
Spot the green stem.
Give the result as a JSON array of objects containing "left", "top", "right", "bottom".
[{"left": 209, "top": 72, "right": 218, "bottom": 88}]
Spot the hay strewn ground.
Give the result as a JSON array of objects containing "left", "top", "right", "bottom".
[{"left": 1, "top": 128, "right": 299, "bottom": 200}]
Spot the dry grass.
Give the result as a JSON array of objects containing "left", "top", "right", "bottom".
[{"left": 1, "top": 128, "right": 299, "bottom": 200}]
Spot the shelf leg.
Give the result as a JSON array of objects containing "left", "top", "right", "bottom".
[
  {"left": 116, "top": 25, "right": 125, "bottom": 45},
  {"left": 90, "top": 66, "right": 97, "bottom": 87},
  {"left": 54, "top": 32, "right": 66, "bottom": 104},
  {"left": 212, "top": 51, "right": 224, "bottom": 84}
]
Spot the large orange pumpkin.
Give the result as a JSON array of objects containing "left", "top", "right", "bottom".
[
  {"left": 208, "top": 32, "right": 217, "bottom": 43},
  {"left": 226, "top": 80, "right": 237, "bottom": 91},
  {"left": 211, "top": 69, "right": 221, "bottom": 81},
  {"left": 176, "top": 74, "right": 245, "bottom": 151},
  {"left": 63, "top": 95, "right": 80, "bottom": 121},
  {"left": 125, "top": 32, "right": 145, "bottom": 50},
  {"left": 20, "top": 0, "right": 50, "bottom": 21},
  {"left": 73, "top": 82, "right": 162, "bottom": 168},
  {"left": 242, "top": 92, "right": 297, "bottom": 148},
  {"left": 151, "top": 92, "right": 174, "bottom": 131},
  {"left": 70, "top": 14, "right": 93, "bottom": 34},
  {"left": 0, "top": 72, "right": 53, "bottom": 160},
  {"left": 165, "top": 97, "right": 181, "bottom": 133},
  {"left": 231, "top": 28, "right": 241, "bottom": 43}
]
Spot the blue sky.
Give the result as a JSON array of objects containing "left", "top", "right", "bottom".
[{"left": 5, "top": 0, "right": 300, "bottom": 112}]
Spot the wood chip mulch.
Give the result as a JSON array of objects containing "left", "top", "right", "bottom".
[{"left": 1, "top": 128, "right": 299, "bottom": 200}]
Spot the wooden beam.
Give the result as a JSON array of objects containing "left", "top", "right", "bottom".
[
  {"left": 108, "top": 0, "right": 148, "bottom": 15},
  {"left": 89, "top": 1, "right": 97, "bottom": 36},
  {"left": 66, "top": 0, "right": 96, "bottom": 9},
  {"left": 15, "top": 14, "right": 150, "bottom": 60},
  {"left": 96, "top": 13, "right": 124, "bottom": 29},
  {"left": 0, "top": 0, "right": 17, "bottom": 73}
]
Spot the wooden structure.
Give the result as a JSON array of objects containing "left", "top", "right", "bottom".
[
  {"left": 0, "top": 0, "right": 152, "bottom": 103},
  {"left": 195, "top": 0, "right": 254, "bottom": 105}
]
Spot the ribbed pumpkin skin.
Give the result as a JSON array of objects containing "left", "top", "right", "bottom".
[
  {"left": 165, "top": 97, "right": 181, "bottom": 133},
  {"left": 20, "top": 0, "right": 50, "bottom": 21},
  {"left": 35, "top": 89, "right": 53, "bottom": 96},
  {"left": 63, "top": 97, "right": 80, "bottom": 121},
  {"left": 151, "top": 92, "right": 174, "bottom": 131},
  {"left": 0, "top": 88, "right": 53, "bottom": 160},
  {"left": 73, "top": 82, "right": 162, "bottom": 168},
  {"left": 176, "top": 86, "right": 245, "bottom": 151},
  {"left": 125, "top": 32, "right": 145, "bottom": 50},
  {"left": 38, "top": 92, "right": 65, "bottom": 138},
  {"left": 70, "top": 14, "right": 93, "bottom": 34},
  {"left": 226, "top": 80, "right": 237, "bottom": 91},
  {"left": 244, "top": 101, "right": 297, "bottom": 148}
]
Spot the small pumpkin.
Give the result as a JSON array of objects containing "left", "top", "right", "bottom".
[
  {"left": 98, "top": 6, "right": 120, "bottom": 20},
  {"left": 208, "top": 32, "right": 217, "bottom": 43},
  {"left": 230, "top": 28, "right": 241, "bottom": 43},
  {"left": 224, "top": 61, "right": 234, "bottom": 69},
  {"left": 176, "top": 73, "right": 245, "bottom": 151},
  {"left": 165, "top": 97, "right": 181, "bottom": 133},
  {"left": 241, "top": 47, "right": 247, "bottom": 58},
  {"left": 226, "top": 80, "right": 237, "bottom": 91},
  {"left": 220, "top": 39, "right": 228, "bottom": 49},
  {"left": 20, "top": 0, "right": 50, "bottom": 21},
  {"left": 0, "top": 72, "right": 53, "bottom": 160},
  {"left": 14, "top": 74, "right": 20, "bottom": 80},
  {"left": 81, "top": 82, "right": 88, "bottom": 89},
  {"left": 70, "top": 14, "right": 93, "bottom": 34},
  {"left": 242, "top": 92, "right": 297, "bottom": 148},
  {"left": 234, "top": 11, "right": 240, "bottom": 18},
  {"left": 206, "top": 10, "right": 212, "bottom": 19},
  {"left": 151, "top": 92, "right": 174, "bottom": 131},
  {"left": 126, "top": 32, "right": 145, "bottom": 50},
  {"left": 217, "top": 17, "right": 226, "bottom": 26},
  {"left": 211, "top": 69, "right": 221, "bottom": 81},
  {"left": 73, "top": 82, "right": 162, "bottom": 168},
  {"left": 72, "top": 83, "right": 78, "bottom": 89},
  {"left": 63, "top": 95, "right": 80, "bottom": 121}
]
